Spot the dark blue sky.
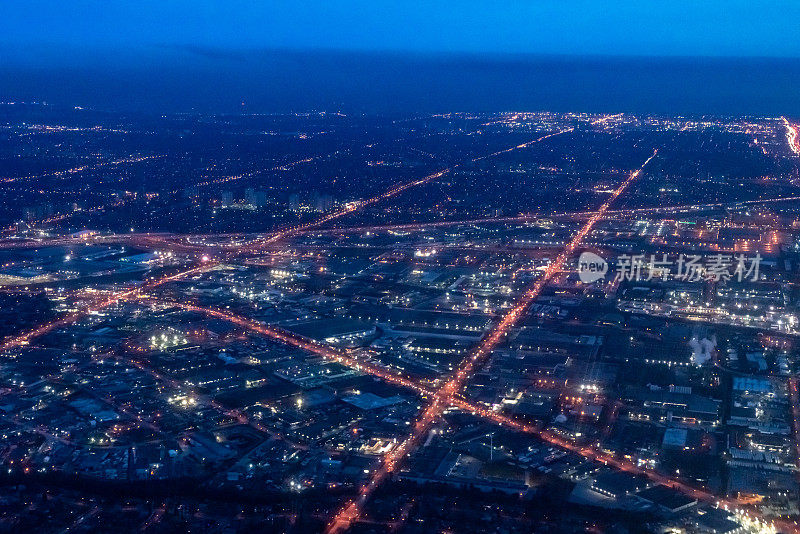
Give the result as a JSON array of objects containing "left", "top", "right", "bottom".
[
  {"left": 3, "top": 1, "right": 800, "bottom": 116},
  {"left": 2, "top": 0, "right": 800, "bottom": 58}
]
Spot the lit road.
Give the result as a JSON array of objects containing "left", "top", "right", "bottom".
[
  {"left": 2, "top": 121, "right": 792, "bottom": 531},
  {"left": 0, "top": 156, "right": 166, "bottom": 234},
  {"left": 238, "top": 126, "right": 583, "bottom": 254},
  {"left": 0, "top": 155, "right": 162, "bottom": 185},
  {"left": 8, "top": 192, "right": 800, "bottom": 254},
  {"left": 287, "top": 194, "right": 800, "bottom": 237},
  {"left": 0, "top": 126, "right": 577, "bottom": 360},
  {"left": 1, "top": 152, "right": 337, "bottom": 235},
  {"left": 0, "top": 263, "right": 214, "bottom": 353},
  {"left": 325, "top": 149, "right": 659, "bottom": 533},
  {"left": 783, "top": 117, "right": 800, "bottom": 156},
  {"left": 155, "top": 300, "right": 436, "bottom": 397},
  {"left": 132, "top": 296, "right": 778, "bottom": 531}
]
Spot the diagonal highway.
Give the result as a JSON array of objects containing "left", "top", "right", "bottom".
[
  {"left": 147, "top": 296, "right": 772, "bottom": 531},
  {"left": 0, "top": 124, "right": 579, "bottom": 356},
  {"left": 326, "top": 149, "right": 658, "bottom": 533},
  {"left": 783, "top": 117, "right": 800, "bottom": 155}
]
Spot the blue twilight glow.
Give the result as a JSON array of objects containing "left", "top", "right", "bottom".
[{"left": 2, "top": 0, "right": 800, "bottom": 58}]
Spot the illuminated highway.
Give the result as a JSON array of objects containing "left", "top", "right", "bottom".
[
  {"left": 6, "top": 226, "right": 776, "bottom": 532},
  {"left": 0, "top": 263, "right": 214, "bottom": 353},
  {"left": 289, "top": 194, "right": 800, "bottom": 237},
  {"left": 325, "top": 150, "right": 659, "bottom": 533},
  {"left": 238, "top": 126, "right": 583, "bottom": 253},
  {"left": 0, "top": 125, "right": 579, "bottom": 358},
  {"left": 1, "top": 152, "right": 341, "bottom": 235},
  {"left": 8, "top": 192, "right": 800, "bottom": 254},
  {"left": 164, "top": 301, "right": 744, "bottom": 530},
  {"left": 0, "top": 154, "right": 162, "bottom": 185},
  {"left": 783, "top": 117, "right": 800, "bottom": 156},
  {"left": 155, "top": 300, "right": 437, "bottom": 398},
  {"left": 157, "top": 298, "right": 762, "bottom": 522},
  {"left": 0, "top": 156, "right": 166, "bottom": 234},
  {"left": 3, "top": 113, "right": 798, "bottom": 532}
]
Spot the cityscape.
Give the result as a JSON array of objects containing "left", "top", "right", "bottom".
[
  {"left": 0, "top": 107, "right": 799, "bottom": 533},
  {"left": 4, "top": 2, "right": 800, "bottom": 533}
]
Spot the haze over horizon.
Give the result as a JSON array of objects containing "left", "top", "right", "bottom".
[{"left": 2, "top": 2, "right": 800, "bottom": 115}]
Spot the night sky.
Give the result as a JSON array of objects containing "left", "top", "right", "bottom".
[
  {"left": 3, "top": 2, "right": 800, "bottom": 115},
  {"left": 3, "top": 1, "right": 799, "bottom": 59}
]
